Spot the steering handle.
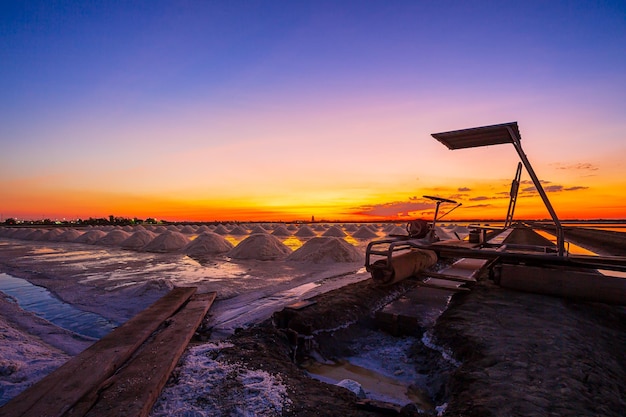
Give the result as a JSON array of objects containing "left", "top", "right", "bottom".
[{"left": 423, "top": 195, "right": 457, "bottom": 204}]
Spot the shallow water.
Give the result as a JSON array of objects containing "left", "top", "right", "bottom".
[{"left": 0, "top": 273, "right": 118, "bottom": 339}]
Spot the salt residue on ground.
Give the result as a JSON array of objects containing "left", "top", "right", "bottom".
[
  {"left": 228, "top": 234, "right": 292, "bottom": 260},
  {"left": 287, "top": 237, "right": 362, "bottom": 263},
  {"left": 150, "top": 342, "right": 291, "bottom": 417}
]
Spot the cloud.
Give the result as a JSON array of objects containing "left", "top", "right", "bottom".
[
  {"left": 458, "top": 187, "right": 471, "bottom": 192},
  {"left": 522, "top": 184, "right": 589, "bottom": 193},
  {"left": 352, "top": 200, "right": 433, "bottom": 217},
  {"left": 521, "top": 179, "right": 551, "bottom": 185},
  {"left": 544, "top": 185, "right": 564, "bottom": 192},
  {"left": 553, "top": 162, "right": 599, "bottom": 171},
  {"left": 469, "top": 196, "right": 491, "bottom": 201},
  {"left": 466, "top": 204, "right": 492, "bottom": 209}
]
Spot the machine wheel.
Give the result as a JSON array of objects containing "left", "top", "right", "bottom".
[{"left": 406, "top": 219, "right": 429, "bottom": 238}]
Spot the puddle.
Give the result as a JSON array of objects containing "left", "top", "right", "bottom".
[
  {"left": 304, "top": 329, "right": 432, "bottom": 407},
  {"left": 0, "top": 273, "right": 118, "bottom": 339},
  {"left": 305, "top": 359, "right": 430, "bottom": 407}
]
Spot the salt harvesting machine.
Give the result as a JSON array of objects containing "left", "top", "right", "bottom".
[{"left": 365, "top": 122, "right": 626, "bottom": 305}]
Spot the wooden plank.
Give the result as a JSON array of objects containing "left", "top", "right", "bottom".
[
  {"left": 420, "top": 271, "right": 477, "bottom": 283},
  {"left": 81, "top": 292, "right": 217, "bottom": 417},
  {"left": 0, "top": 287, "right": 197, "bottom": 417},
  {"left": 417, "top": 281, "right": 470, "bottom": 292}
]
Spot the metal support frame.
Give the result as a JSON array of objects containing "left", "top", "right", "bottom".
[{"left": 505, "top": 126, "right": 565, "bottom": 255}]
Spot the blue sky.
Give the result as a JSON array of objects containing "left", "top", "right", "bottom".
[{"left": 2, "top": 1, "right": 625, "bottom": 221}]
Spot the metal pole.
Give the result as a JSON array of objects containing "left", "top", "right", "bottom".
[{"left": 506, "top": 126, "right": 565, "bottom": 256}]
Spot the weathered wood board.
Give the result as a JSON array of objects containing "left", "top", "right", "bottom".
[
  {"left": 0, "top": 287, "right": 197, "bottom": 417},
  {"left": 81, "top": 292, "right": 217, "bottom": 417}
]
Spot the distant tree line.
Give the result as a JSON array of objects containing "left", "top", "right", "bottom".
[{"left": 3, "top": 216, "right": 159, "bottom": 226}]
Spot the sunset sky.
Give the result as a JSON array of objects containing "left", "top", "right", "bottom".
[{"left": 2, "top": 1, "right": 625, "bottom": 222}]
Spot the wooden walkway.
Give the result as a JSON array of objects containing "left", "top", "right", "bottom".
[
  {"left": 376, "top": 257, "right": 489, "bottom": 335},
  {"left": 0, "top": 287, "right": 216, "bottom": 417}
]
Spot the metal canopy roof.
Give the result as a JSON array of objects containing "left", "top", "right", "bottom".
[{"left": 431, "top": 121, "right": 521, "bottom": 150}]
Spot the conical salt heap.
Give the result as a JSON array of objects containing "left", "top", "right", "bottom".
[
  {"left": 179, "top": 225, "right": 197, "bottom": 234},
  {"left": 387, "top": 226, "right": 408, "bottom": 236},
  {"left": 120, "top": 230, "right": 157, "bottom": 250},
  {"left": 229, "top": 225, "right": 248, "bottom": 236},
  {"left": 213, "top": 225, "right": 229, "bottom": 235},
  {"left": 97, "top": 229, "right": 132, "bottom": 246},
  {"left": 322, "top": 225, "right": 346, "bottom": 237},
  {"left": 287, "top": 237, "right": 362, "bottom": 263},
  {"left": 56, "top": 229, "right": 85, "bottom": 242},
  {"left": 250, "top": 225, "right": 268, "bottom": 234},
  {"left": 74, "top": 230, "right": 108, "bottom": 244},
  {"left": 41, "top": 229, "right": 64, "bottom": 241},
  {"left": 351, "top": 226, "right": 379, "bottom": 239},
  {"left": 183, "top": 232, "right": 233, "bottom": 256},
  {"left": 271, "top": 225, "right": 292, "bottom": 236},
  {"left": 294, "top": 225, "right": 316, "bottom": 237},
  {"left": 228, "top": 234, "right": 292, "bottom": 260},
  {"left": 142, "top": 231, "right": 190, "bottom": 253}
]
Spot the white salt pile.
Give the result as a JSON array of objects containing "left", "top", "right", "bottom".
[
  {"left": 286, "top": 224, "right": 298, "bottom": 231},
  {"left": 179, "top": 225, "right": 196, "bottom": 234},
  {"left": 74, "top": 230, "right": 108, "bottom": 244},
  {"left": 24, "top": 229, "right": 46, "bottom": 241},
  {"left": 41, "top": 229, "right": 64, "bottom": 241},
  {"left": 434, "top": 226, "right": 455, "bottom": 241},
  {"left": 344, "top": 224, "right": 358, "bottom": 232},
  {"left": 228, "top": 234, "right": 292, "bottom": 261},
  {"left": 55, "top": 229, "right": 84, "bottom": 242},
  {"left": 322, "top": 225, "right": 346, "bottom": 237},
  {"left": 96, "top": 230, "right": 131, "bottom": 246},
  {"left": 294, "top": 225, "right": 316, "bottom": 237},
  {"left": 249, "top": 225, "right": 268, "bottom": 234},
  {"left": 11, "top": 229, "right": 35, "bottom": 239},
  {"left": 313, "top": 224, "right": 326, "bottom": 231},
  {"left": 213, "top": 225, "right": 229, "bottom": 235},
  {"left": 387, "top": 226, "right": 408, "bottom": 236},
  {"left": 182, "top": 232, "right": 233, "bottom": 256},
  {"left": 196, "top": 225, "right": 212, "bottom": 233},
  {"left": 142, "top": 231, "right": 190, "bottom": 253},
  {"left": 287, "top": 237, "right": 363, "bottom": 263},
  {"left": 351, "top": 226, "right": 379, "bottom": 239},
  {"left": 229, "top": 225, "right": 248, "bottom": 236},
  {"left": 120, "top": 230, "right": 157, "bottom": 250},
  {"left": 271, "top": 225, "right": 292, "bottom": 236}
]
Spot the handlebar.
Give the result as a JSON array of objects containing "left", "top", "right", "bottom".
[{"left": 423, "top": 195, "right": 457, "bottom": 204}]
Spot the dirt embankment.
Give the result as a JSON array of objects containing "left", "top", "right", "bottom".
[
  {"left": 434, "top": 276, "right": 626, "bottom": 417},
  {"left": 202, "top": 278, "right": 423, "bottom": 417}
]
